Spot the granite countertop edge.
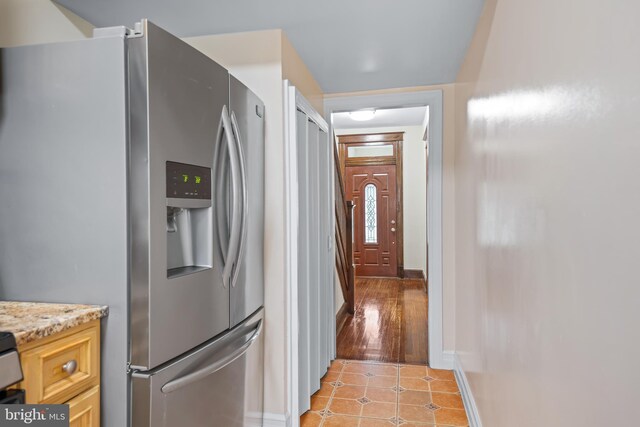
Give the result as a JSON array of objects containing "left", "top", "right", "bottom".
[{"left": 0, "top": 302, "right": 109, "bottom": 347}]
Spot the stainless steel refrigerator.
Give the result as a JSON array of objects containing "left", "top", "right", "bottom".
[{"left": 0, "top": 20, "right": 265, "bottom": 427}]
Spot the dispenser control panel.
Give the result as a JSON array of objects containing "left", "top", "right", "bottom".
[{"left": 166, "top": 161, "right": 211, "bottom": 199}]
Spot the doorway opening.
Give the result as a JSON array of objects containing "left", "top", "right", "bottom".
[
  {"left": 285, "top": 85, "right": 448, "bottom": 426},
  {"left": 332, "top": 106, "right": 430, "bottom": 365}
]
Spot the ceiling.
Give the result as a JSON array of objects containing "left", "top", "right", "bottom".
[
  {"left": 333, "top": 106, "right": 428, "bottom": 130},
  {"left": 54, "top": 0, "right": 484, "bottom": 94}
]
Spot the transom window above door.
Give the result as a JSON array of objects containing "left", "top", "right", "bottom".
[{"left": 347, "top": 144, "right": 394, "bottom": 158}]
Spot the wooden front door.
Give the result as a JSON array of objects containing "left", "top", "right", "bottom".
[{"left": 346, "top": 164, "right": 398, "bottom": 277}]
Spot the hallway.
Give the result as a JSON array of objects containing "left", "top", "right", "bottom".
[{"left": 337, "top": 278, "right": 428, "bottom": 364}]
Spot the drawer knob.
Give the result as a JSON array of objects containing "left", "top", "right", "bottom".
[{"left": 62, "top": 359, "right": 78, "bottom": 375}]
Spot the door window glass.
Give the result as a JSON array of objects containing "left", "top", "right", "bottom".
[{"left": 364, "top": 184, "right": 377, "bottom": 243}]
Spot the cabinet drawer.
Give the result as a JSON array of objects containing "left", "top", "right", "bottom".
[
  {"left": 68, "top": 385, "right": 100, "bottom": 427},
  {"left": 20, "top": 322, "right": 100, "bottom": 404}
]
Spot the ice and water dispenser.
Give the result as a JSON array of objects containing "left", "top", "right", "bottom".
[{"left": 166, "top": 161, "right": 213, "bottom": 278}]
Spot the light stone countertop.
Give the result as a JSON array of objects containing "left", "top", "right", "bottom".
[{"left": 0, "top": 301, "right": 108, "bottom": 346}]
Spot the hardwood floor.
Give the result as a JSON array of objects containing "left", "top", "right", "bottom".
[{"left": 336, "top": 277, "right": 428, "bottom": 364}]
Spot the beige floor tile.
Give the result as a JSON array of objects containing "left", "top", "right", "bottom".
[
  {"left": 366, "top": 364, "right": 398, "bottom": 376},
  {"left": 398, "top": 404, "right": 436, "bottom": 424},
  {"left": 358, "top": 419, "right": 396, "bottom": 426},
  {"left": 428, "top": 368, "right": 456, "bottom": 381},
  {"left": 310, "top": 395, "right": 330, "bottom": 411},
  {"left": 341, "top": 372, "right": 369, "bottom": 386},
  {"left": 429, "top": 380, "right": 459, "bottom": 393},
  {"left": 300, "top": 411, "right": 323, "bottom": 427},
  {"left": 329, "top": 360, "right": 346, "bottom": 373},
  {"left": 343, "top": 363, "right": 373, "bottom": 374},
  {"left": 400, "top": 376, "right": 431, "bottom": 391},
  {"left": 399, "top": 365, "right": 429, "bottom": 378},
  {"left": 322, "top": 414, "right": 360, "bottom": 427},
  {"left": 313, "top": 382, "right": 335, "bottom": 397},
  {"left": 334, "top": 385, "right": 367, "bottom": 400},
  {"left": 329, "top": 398, "right": 363, "bottom": 417},
  {"left": 360, "top": 401, "right": 396, "bottom": 419},
  {"left": 431, "top": 392, "right": 464, "bottom": 410},
  {"left": 434, "top": 408, "right": 469, "bottom": 426},
  {"left": 367, "top": 375, "right": 397, "bottom": 388},
  {"left": 398, "top": 390, "right": 432, "bottom": 406},
  {"left": 365, "top": 387, "right": 397, "bottom": 403},
  {"left": 343, "top": 362, "right": 397, "bottom": 377},
  {"left": 322, "top": 371, "right": 340, "bottom": 383},
  {"left": 398, "top": 423, "right": 437, "bottom": 427}
]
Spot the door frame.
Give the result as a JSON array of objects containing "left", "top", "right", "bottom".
[
  {"left": 324, "top": 89, "right": 448, "bottom": 372},
  {"left": 284, "top": 86, "right": 448, "bottom": 427},
  {"left": 337, "top": 132, "right": 405, "bottom": 277}
]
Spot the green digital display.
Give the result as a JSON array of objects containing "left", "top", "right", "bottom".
[{"left": 167, "top": 161, "right": 211, "bottom": 200}]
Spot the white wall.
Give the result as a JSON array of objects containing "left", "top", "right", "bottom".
[
  {"left": 454, "top": 0, "right": 640, "bottom": 425},
  {"left": 335, "top": 126, "right": 427, "bottom": 276},
  {"left": 281, "top": 33, "right": 324, "bottom": 114},
  {"left": 0, "top": 0, "right": 93, "bottom": 47}
]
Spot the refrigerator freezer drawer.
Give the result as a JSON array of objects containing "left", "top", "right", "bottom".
[{"left": 131, "top": 308, "right": 264, "bottom": 427}]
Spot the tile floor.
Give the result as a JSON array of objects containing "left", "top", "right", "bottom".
[{"left": 300, "top": 359, "right": 468, "bottom": 427}]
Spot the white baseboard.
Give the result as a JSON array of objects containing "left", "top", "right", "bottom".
[
  {"left": 452, "top": 353, "right": 483, "bottom": 427},
  {"left": 263, "top": 412, "right": 290, "bottom": 427}
]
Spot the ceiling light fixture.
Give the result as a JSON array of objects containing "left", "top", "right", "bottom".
[{"left": 349, "top": 110, "right": 376, "bottom": 121}]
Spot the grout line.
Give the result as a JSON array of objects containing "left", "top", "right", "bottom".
[
  {"left": 395, "top": 360, "right": 400, "bottom": 426},
  {"left": 320, "top": 361, "right": 344, "bottom": 426}
]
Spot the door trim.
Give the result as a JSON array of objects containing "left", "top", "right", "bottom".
[
  {"left": 324, "top": 89, "right": 448, "bottom": 370},
  {"left": 337, "top": 132, "right": 404, "bottom": 277}
]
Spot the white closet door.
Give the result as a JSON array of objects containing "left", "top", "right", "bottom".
[
  {"left": 293, "top": 90, "right": 333, "bottom": 418},
  {"left": 318, "top": 129, "right": 332, "bottom": 371},
  {"left": 296, "top": 110, "right": 311, "bottom": 414},
  {"left": 307, "top": 119, "right": 322, "bottom": 392}
]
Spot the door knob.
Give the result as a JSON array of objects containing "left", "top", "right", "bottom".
[
  {"left": 62, "top": 359, "right": 78, "bottom": 375},
  {"left": 391, "top": 220, "right": 396, "bottom": 225},
  {"left": 391, "top": 227, "right": 396, "bottom": 232}
]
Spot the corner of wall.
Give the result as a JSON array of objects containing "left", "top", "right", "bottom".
[
  {"left": 452, "top": 353, "right": 482, "bottom": 427},
  {"left": 0, "top": 0, "right": 94, "bottom": 47},
  {"left": 441, "top": 83, "right": 456, "bottom": 352},
  {"left": 280, "top": 31, "right": 324, "bottom": 114}
]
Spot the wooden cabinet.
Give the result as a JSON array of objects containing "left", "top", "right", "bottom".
[
  {"left": 16, "top": 320, "right": 101, "bottom": 426},
  {"left": 68, "top": 385, "right": 100, "bottom": 427}
]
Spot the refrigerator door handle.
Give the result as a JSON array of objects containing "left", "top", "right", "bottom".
[
  {"left": 160, "top": 318, "right": 263, "bottom": 394},
  {"left": 214, "top": 114, "right": 229, "bottom": 263},
  {"left": 216, "top": 105, "right": 243, "bottom": 288},
  {"left": 230, "top": 111, "right": 248, "bottom": 288}
]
